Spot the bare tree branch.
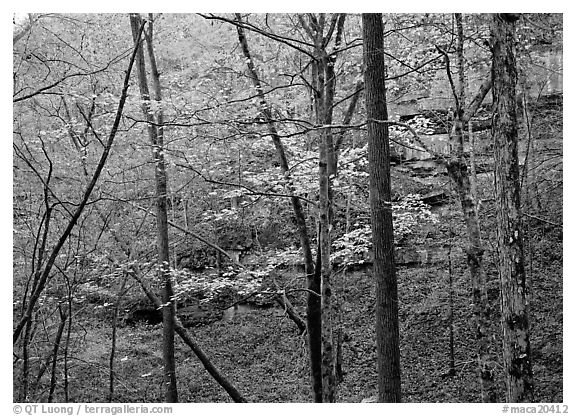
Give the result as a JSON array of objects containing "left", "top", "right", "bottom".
[
  {"left": 130, "top": 269, "right": 248, "bottom": 403},
  {"left": 200, "top": 13, "right": 316, "bottom": 59},
  {"left": 13, "top": 22, "right": 146, "bottom": 344}
]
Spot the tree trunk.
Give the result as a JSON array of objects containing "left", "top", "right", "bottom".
[
  {"left": 234, "top": 14, "right": 321, "bottom": 401},
  {"left": 491, "top": 13, "right": 534, "bottom": 403},
  {"left": 129, "top": 13, "right": 178, "bottom": 403},
  {"left": 362, "top": 13, "right": 402, "bottom": 403},
  {"left": 63, "top": 291, "right": 73, "bottom": 402},
  {"left": 468, "top": 121, "right": 479, "bottom": 215},
  {"left": 446, "top": 159, "right": 496, "bottom": 401},
  {"left": 108, "top": 274, "right": 128, "bottom": 402},
  {"left": 447, "top": 231, "right": 456, "bottom": 376},
  {"left": 48, "top": 306, "right": 67, "bottom": 402},
  {"left": 445, "top": 14, "right": 497, "bottom": 402},
  {"left": 304, "top": 13, "right": 346, "bottom": 402},
  {"left": 18, "top": 319, "right": 34, "bottom": 401},
  {"left": 315, "top": 39, "right": 336, "bottom": 405}
]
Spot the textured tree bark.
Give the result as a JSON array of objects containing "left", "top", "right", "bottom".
[
  {"left": 319, "top": 160, "right": 335, "bottom": 402},
  {"left": 314, "top": 34, "right": 336, "bottom": 405},
  {"left": 447, "top": 232, "right": 456, "bottom": 376},
  {"left": 129, "top": 13, "right": 178, "bottom": 403},
  {"left": 307, "top": 13, "right": 346, "bottom": 402},
  {"left": 445, "top": 14, "right": 497, "bottom": 402},
  {"left": 446, "top": 158, "right": 496, "bottom": 401},
  {"left": 491, "top": 13, "right": 534, "bottom": 403},
  {"left": 362, "top": 13, "right": 402, "bottom": 403}
]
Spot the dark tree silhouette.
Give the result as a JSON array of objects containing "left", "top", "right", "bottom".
[{"left": 362, "top": 13, "right": 402, "bottom": 403}]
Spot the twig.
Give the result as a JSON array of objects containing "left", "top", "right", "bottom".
[
  {"left": 368, "top": 118, "right": 449, "bottom": 165},
  {"left": 523, "top": 213, "right": 561, "bottom": 227},
  {"left": 13, "top": 23, "right": 146, "bottom": 345},
  {"left": 176, "top": 163, "right": 318, "bottom": 206},
  {"left": 105, "top": 194, "right": 244, "bottom": 269},
  {"left": 436, "top": 44, "right": 460, "bottom": 111}
]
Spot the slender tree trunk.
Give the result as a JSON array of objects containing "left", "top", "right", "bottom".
[
  {"left": 63, "top": 290, "right": 73, "bottom": 402},
  {"left": 446, "top": 159, "right": 496, "bottom": 401},
  {"left": 319, "top": 28, "right": 341, "bottom": 405},
  {"left": 274, "top": 294, "right": 307, "bottom": 334},
  {"left": 491, "top": 13, "right": 534, "bottom": 403},
  {"left": 304, "top": 13, "right": 345, "bottom": 402},
  {"left": 518, "top": 85, "right": 537, "bottom": 211},
  {"left": 447, "top": 231, "right": 456, "bottom": 376},
  {"left": 445, "top": 14, "right": 497, "bottom": 402},
  {"left": 318, "top": 167, "right": 335, "bottom": 402},
  {"left": 311, "top": 58, "right": 332, "bottom": 401},
  {"left": 334, "top": 286, "right": 345, "bottom": 384},
  {"left": 47, "top": 306, "right": 67, "bottom": 402},
  {"left": 313, "top": 32, "right": 336, "bottom": 402},
  {"left": 468, "top": 120, "right": 479, "bottom": 216},
  {"left": 334, "top": 79, "right": 364, "bottom": 159},
  {"left": 108, "top": 274, "right": 128, "bottom": 402},
  {"left": 18, "top": 319, "right": 34, "bottom": 401},
  {"left": 234, "top": 13, "right": 321, "bottom": 401},
  {"left": 146, "top": 14, "right": 179, "bottom": 403},
  {"left": 271, "top": 275, "right": 307, "bottom": 334},
  {"left": 362, "top": 13, "right": 402, "bottom": 402},
  {"left": 129, "top": 13, "right": 178, "bottom": 402}
]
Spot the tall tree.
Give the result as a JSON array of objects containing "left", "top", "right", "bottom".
[
  {"left": 297, "top": 13, "right": 347, "bottom": 402},
  {"left": 362, "top": 13, "right": 402, "bottom": 403},
  {"left": 233, "top": 13, "right": 322, "bottom": 401},
  {"left": 129, "top": 13, "right": 178, "bottom": 403},
  {"left": 491, "top": 13, "right": 534, "bottom": 403},
  {"left": 231, "top": 13, "right": 350, "bottom": 401},
  {"left": 434, "top": 13, "right": 497, "bottom": 401}
]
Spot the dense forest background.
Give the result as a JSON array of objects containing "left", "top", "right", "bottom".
[{"left": 12, "top": 13, "right": 562, "bottom": 403}]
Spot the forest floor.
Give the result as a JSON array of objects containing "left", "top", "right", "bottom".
[{"left": 53, "top": 214, "right": 562, "bottom": 403}]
